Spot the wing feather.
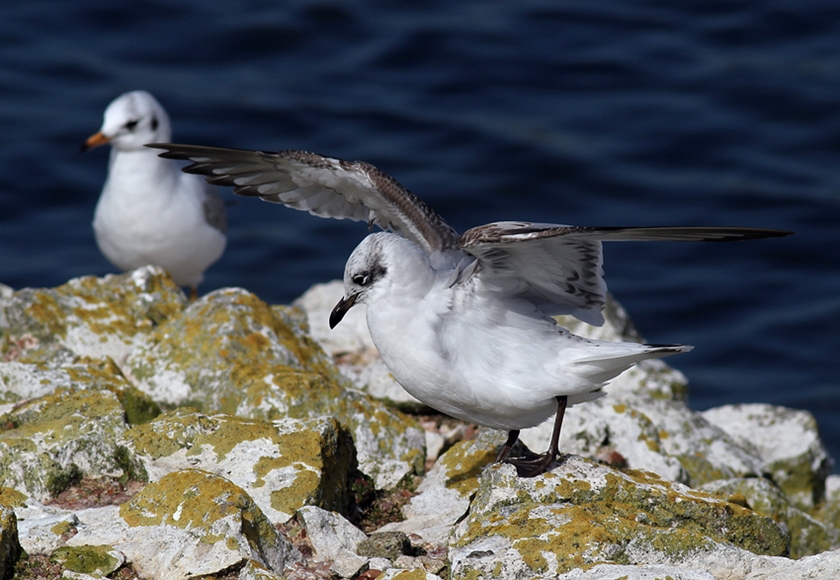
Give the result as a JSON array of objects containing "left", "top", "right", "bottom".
[
  {"left": 149, "top": 143, "right": 459, "bottom": 255},
  {"left": 459, "top": 222, "right": 792, "bottom": 326}
]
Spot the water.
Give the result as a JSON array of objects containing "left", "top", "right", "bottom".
[{"left": 2, "top": 1, "right": 839, "bottom": 468}]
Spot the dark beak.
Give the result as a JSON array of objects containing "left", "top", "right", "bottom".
[{"left": 329, "top": 294, "right": 358, "bottom": 329}]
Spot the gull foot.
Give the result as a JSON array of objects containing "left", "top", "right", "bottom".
[{"left": 504, "top": 453, "right": 562, "bottom": 477}]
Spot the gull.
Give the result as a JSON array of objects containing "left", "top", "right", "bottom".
[
  {"left": 150, "top": 142, "right": 792, "bottom": 476},
  {"left": 82, "top": 91, "right": 227, "bottom": 299}
]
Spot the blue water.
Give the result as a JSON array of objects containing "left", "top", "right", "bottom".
[{"left": 2, "top": 1, "right": 839, "bottom": 469}]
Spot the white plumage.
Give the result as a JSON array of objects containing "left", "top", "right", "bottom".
[
  {"left": 83, "top": 91, "right": 226, "bottom": 296},
  {"left": 151, "top": 142, "right": 791, "bottom": 475}
]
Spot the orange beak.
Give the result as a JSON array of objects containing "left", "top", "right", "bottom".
[{"left": 80, "top": 131, "right": 111, "bottom": 153}]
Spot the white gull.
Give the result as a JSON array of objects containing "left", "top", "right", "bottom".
[
  {"left": 150, "top": 142, "right": 791, "bottom": 476},
  {"left": 82, "top": 91, "right": 227, "bottom": 298}
]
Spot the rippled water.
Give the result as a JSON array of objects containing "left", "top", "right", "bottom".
[{"left": 2, "top": 1, "right": 839, "bottom": 467}]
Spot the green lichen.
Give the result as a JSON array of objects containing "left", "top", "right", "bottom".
[
  {"left": 49, "top": 545, "right": 121, "bottom": 576},
  {"left": 454, "top": 460, "right": 789, "bottom": 577}
]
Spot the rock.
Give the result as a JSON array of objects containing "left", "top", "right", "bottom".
[
  {"left": 126, "top": 286, "right": 425, "bottom": 489},
  {"left": 701, "top": 477, "right": 832, "bottom": 559},
  {"left": 357, "top": 531, "right": 412, "bottom": 560},
  {"left": 374, "top": 569, "right": 444, "bottom": 580},
  {"left": 554, "top": 564, "right": 716, "bottom": 579},
  {"left": 67, "top": 469, "right": 298, "bottom": 580},
  {"left": 238, "top": 558, "right": 286, "bottom": 580},
  {"left": 0, "top": 357, "right": 161, "bottom": 426},
  {"left": 49, "top": 544, "right": 124, "bottom": 577},
  {"left": 13, "top": 499, "right": 80, "bottom": 555},
  {"left": 296, "top": 505, "right": 369, "bottom": 577},
  {"left": 127, "top": 410, "right": 357, "bottom": 523},
  {"left": 449, "top": 456, "right": 788, "bottom": 579},
  {"left": 0, "top": 502, "right": 22, "bottom": 580},
  {"left": 0, "top": 389, "right": 141, "bottom": 501},
  {"left": 0, "top": 266, "right": 185, "bottom": 365},
  {"left": 377, "top": 430, "right": 499, "bottom": 545},
  {"left": 702, "top": 404, "right": 833, "bottom": 511}
]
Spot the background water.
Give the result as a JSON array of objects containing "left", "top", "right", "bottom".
[{"left": 1, "top": 1, "right": 839, "bottom": 468}]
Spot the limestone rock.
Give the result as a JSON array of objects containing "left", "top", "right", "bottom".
[
  {"left": 701, "top": 477, "right": 833, "bottom": 559},
  {"left": 0, "top": 389, "right": 141, "bottom": 501},
  {"left": 67, "top": 469, "right": 298, "bottom": 580},
  {"left": 554, "top": 564, "right": 716, "bottom": 579},
  {"left": 378, "top": 429, "right": 499, "bottom": 545},
  {"left": 49, "top": 544, "right": 124, "bottom": 577},
  {"left": 0, "top": 266, "right": 185, "bottom": 365},
  {"left": 127, "top": 409, "right": 357, "bottom": 523},
  {"left": 701, "top": 404, "right": 832, "bottom": 511},
  {"left": 449, "top": 457, "right": 788, "bottom": 579},
  {"left": 126, "top": 286, "right": 425, "bottom": 489},
  {"left": 297, "top": 505, "right": 368, "bottom": 577},
  {"left": 0, "top": 502, "right": 22, "bottom": 580},
  {"left": 0, "top": 358, "right": 160, "bottom": 425},
  {"left": 522, "top": 393, "right": 765, "bottom": 488}
]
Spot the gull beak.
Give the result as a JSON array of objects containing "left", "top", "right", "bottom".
[
  {"left": 329, "top": 293, "right": 358, "bottom": 329},
  {"left": 80, "top": 131, "right": 111, "bottom": 153}
]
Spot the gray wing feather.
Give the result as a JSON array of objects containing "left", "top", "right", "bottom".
[
  {"left": 150, "top": 143, "right": 458, "bottom": 255},
  {"left": 459, "top": 222, "right": 792, "bottom": 326}
]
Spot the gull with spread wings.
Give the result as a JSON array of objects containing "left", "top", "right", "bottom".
[{"left": 150, "top": 143, "right": 791, "bottom": 477}]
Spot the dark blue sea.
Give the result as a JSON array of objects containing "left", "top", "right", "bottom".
[{"left": 2, "top": 1, "right": 839, "bottom": 469}]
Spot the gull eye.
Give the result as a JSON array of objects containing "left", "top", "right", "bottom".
[
  {"left": 151, "top": 116, "right": 158, "bottom": 131},
  {"left": 352, "top": 273, "right": 370, "bottom": 287},
  {"left": 125, "top": 119, "right": 139, "bottom": 131}
]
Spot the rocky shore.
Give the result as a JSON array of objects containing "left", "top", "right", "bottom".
[{"left": 1, "top": 266, "right": 838, "bottom": 580}]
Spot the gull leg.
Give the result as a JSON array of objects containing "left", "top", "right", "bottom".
[
  {"left": 504, "top": 395, "right": 568, "bottom": 477},
  {"left": 495, "top": 430, "right": 521, "bottom": 463},
  {"left": 189, "top": 286, "right": 198, "bottom": 302}
]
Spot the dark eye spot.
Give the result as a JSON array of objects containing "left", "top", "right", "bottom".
[
  {"left": 151, "top": 116, "right": 158, "bottom": 131},
  {"left": 352, "top": 274, "right": 370, "bottom": 286},
  {"left": 125, "top": 120, "right": 138, "bottom": 131}
]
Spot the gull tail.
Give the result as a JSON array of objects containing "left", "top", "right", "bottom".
[{"left": 569, "top": 342, "right": 692, "bottom": 386}]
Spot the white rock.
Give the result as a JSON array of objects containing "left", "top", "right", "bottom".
[
  {"left": 296, "top": 506, "right": 367, "bottom": 561},
  {"left": 702, "top": 404, "right": 832, "bottom": 509},
  {"left": 555, "top": 563, "right": 716, "bottom": 580},
  {"left": 14, "top": 501, "right": 79, "bottom": 554}
]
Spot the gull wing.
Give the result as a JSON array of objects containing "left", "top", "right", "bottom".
[
  {"left": 150, "top": 143, "right": 459, "bottom": 255},
  {"left": 458, "top": 222, "right": 793, "bottom": 326}
]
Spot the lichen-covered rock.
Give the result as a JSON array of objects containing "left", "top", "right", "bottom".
[
  {"left": 0, "top": 502, "right": 22, "bottom": 580},
  {"left": 700, "top": 477, "right": 832, "bottom": 559},
  {"left": 238, "top": 558, "right": 286, "bottom": 580},
  {"left": 815, "top": 475, "right": 840, "bottom": 542},
  {"left": 49, "top": 544, "right": 124, "bottom": 577},
  {"left": 449, "top": 457, "right": 788, "bottom": 579},
  {"left": 554, "top": 564, "right": 717, "bottom": 579},
  {"left": 378, "top": 429, "right": 500, "bottom": 545},
  {"left": 702, "top": 404, "right": 832, "bottom": 511},
  {"left": 0, "top": 267, "right": 185, "bottom": 365},
  {"left": 126, "top": 287, "right": 425, "bottom": 488},
  {"left": 0, "top": 357, "right": 160, "bottom": 425},
  {"left": 0, "top": 389, "right": 142, "bottom": 501},
  {"left": 66, "top": 469, "right": 298, "bottom": 580},
  {"left": 296, "top": 505, "right": 368, "bottom": 577},
  {"left": 126, "top": 409, "right": 357, "bottom": 523},
  {"left": 521, "top": 393, "right": 766, "bottom": 488}
]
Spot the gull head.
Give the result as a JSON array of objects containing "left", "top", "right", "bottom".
[
  {"left": 81, "top": 90, "right": 172, "bottom": 153},
  {"left": 330, "top": 233, "right": 392, "bottom": 329},
  {"left": 330, "top": 232, "right": 432, "bottom": 329}
]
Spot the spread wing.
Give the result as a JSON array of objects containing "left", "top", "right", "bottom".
[
  {"left": 149, "top": 143, "right": 459, "bottom": 256},
  {"left": 458, "top": 222, "right": 793, "bottom": 326}
]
